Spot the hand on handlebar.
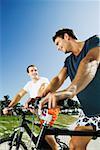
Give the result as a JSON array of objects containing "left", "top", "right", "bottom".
[
  {"left": 3, "top": 108, "right": 9, "bottom": 114},
  {"left": 3, "top": 107, "right": 12, "bottom": 115},
  {"left": 39, "top": 92, "right": 58, "bottom": 109},
  {"left": 38, "top": 91, "right": 76, "bottom": 110}
]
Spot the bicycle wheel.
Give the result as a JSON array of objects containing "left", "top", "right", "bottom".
[{"left": 0, "top": 137, "right": 28, "bottom": 150}]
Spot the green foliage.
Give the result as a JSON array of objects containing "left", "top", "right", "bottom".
[
  {"left": 0, "top": 116, "right": 20, "bottom": 137},
  {"left": 54, "top": 114, "right": 77, "bottom": 128}
]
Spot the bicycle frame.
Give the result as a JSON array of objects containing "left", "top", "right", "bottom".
[{"left": 45, "top": 127, "right": 100, "bottom": 137}]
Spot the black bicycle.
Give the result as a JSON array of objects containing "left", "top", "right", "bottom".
[
  {"left": 0, "top": 105, "right": 68, "bottom": 150},
  {"left": 0, "top": 98, "right": 100, "bottom": 150}
]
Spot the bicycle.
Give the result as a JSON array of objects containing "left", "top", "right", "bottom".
[
  {"left": 0, "top": 98, "right": 100, "bottom": 150},
  {"left": 0, "top": 104, "right": 68, "bottom": 150}
]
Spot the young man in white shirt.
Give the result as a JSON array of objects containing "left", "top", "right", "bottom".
[{"left": 3, "top": 64, "right": 59, "bottom": 150}]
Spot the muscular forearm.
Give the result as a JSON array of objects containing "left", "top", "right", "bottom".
[
  {"left": 8, "top": 89, "right": 26, "bottom": 108},
  {"left": 45, "top": 76, "right": 63, "bottom": 94},
  {"left": 8, "top": 94, "right": 21, "bottom": 107}
]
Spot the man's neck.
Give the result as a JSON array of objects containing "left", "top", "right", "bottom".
[
  {"left": 32, "top": 76, "right": 40, "bottom": 83},
  {"left": 71, "top": 40, "right": 85, "bottom": 56}
]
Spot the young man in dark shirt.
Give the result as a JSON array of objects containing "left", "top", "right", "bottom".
[{"left": 40, "top": 29, "right": 100, "bottom": 150}]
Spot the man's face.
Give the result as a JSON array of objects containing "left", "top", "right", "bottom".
[
  {"left": 54, "top": 35, "right": 71, "bottom": 54},
  {"left": 28, "top": 66, "right": 39, "bottom": 79}
]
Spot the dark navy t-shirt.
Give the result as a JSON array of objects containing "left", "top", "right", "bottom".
[{"left": 64, "top": 35, "right": 100, "bottom": 116}]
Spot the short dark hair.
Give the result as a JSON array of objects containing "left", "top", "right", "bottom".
[
  {"left": 52, "top": 28, "right": 77, "bottom": 42},
  {"left": 27, "top": 64, "right": 35, "bottom": 73}
]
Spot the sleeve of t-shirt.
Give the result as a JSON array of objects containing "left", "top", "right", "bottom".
[
  {"left": 64, "top": 57, "right": 68, "bottom": 68},
  {"left": 88, "top": 35, "right": 100, "bottom": 50},
  {"left": 23, "top": 81, "right": 30, "bottom": 92},
  {"left": 63, "top": 54, "right": 71, "bottom": 69}
]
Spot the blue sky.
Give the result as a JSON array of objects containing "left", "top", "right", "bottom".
[{"left": 1, "top": 0, "right": 100, "bottom": 103}]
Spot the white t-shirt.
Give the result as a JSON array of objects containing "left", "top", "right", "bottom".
[{"left": 23, "top": 77, "right": 49, "bottom": 98}]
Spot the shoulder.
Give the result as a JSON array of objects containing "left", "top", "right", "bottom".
[
  {"left": 39, "top": 77, "right": 49, "bottom": 83},
  {"left": 86, "top": 35, "right": 100, "bottom": 48},
  {"left": 23, "top": 81, "right": 32, "bottom": 89},
  {"left": 88, "top": 34, "right": 100, "bottom": 41}
]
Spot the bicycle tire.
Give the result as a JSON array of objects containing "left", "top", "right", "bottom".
[{"left": 0, "top": 137, "right": 28, "bottom": 150}]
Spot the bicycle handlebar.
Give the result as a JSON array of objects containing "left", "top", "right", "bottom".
[
  {"left": 6, "top": 97, "right": 80, "bottom": 114},
  {"left": 32, "top": 97, "right": 81, "bottom": 110},
  {"left": 6, "top": 97, "right": 81, "bottom": 123}
]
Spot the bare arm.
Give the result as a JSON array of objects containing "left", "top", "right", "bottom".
[
  {"left": 3, "top": 89, "right": 27, "bottom": 114},
  {"left": 8, "top": 89, "right": 27, "bottom": 107},
  {"left": 41, "top": 67, "right": 67, "bottom": 96}
]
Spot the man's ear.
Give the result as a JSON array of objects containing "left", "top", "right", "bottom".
[{"left": 64, "top": 33, "right": 70, "bottom": 40}]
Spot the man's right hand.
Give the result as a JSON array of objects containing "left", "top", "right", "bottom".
[
  {"left": 3, "top": 107, "right": 9, "bottom": 115},
  {"left": 39, "top": 92, "right": 58, "bottom": 109}
]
